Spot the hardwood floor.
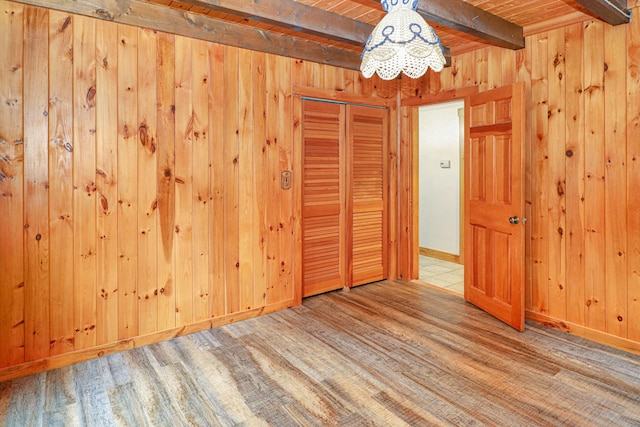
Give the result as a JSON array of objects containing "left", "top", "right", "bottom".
[{"left": 1, "top": 280, "right": 640, "bottom": 426}]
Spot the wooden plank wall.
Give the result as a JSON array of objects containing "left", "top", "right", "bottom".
[
  {"left": 0, "top": 0, "right": 397, "bottom": 377},
  {"left": 400, "top": 7, "right": 640, "bottom": 352}
]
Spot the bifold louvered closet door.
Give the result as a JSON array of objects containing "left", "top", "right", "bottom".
[{"left": 301, "top": 100, "right": 388, "bottom": 298}]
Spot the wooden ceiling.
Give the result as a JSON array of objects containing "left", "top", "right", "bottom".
[{"left": 15, "top": 0, "right": 633, "bottom": 70}]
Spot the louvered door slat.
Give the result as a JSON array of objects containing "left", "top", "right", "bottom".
[
  {"left": 301, "top": 101, "right": 346, "bottom": 297},
  {"left": 348, "top": 106, "right": 388, "bottom": 287}
]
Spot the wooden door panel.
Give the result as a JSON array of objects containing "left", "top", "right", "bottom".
[
  {"left": 468, "top": 226, "right": 518, "bottom": 321},
  {"left": 495, "top": 98, "right": 513, "bottom": 123},
  {"left": 493, "top": 231, "right": 512, "bottom": 303},
  {"left": 352, "top": 210, "right": 385, "bottom": 285},
  {"left": 465, "top": 83, "right": 525, "bottom": 331},
  {"left": 468, "top": 226, "right": 513, "bottom": 301},
  {"left": 494, "top": 134, "right": 512, "bottom": 204},
  {"left": 470, "top": 103, "right": 492, "bottom": 127},
  {"left": 470, "top": 225, "right": 488, "bottom": 293},
  {"left": 470, "top": 136, "right": 487, "bottom": 201},
  {"left": 302, "top": 100, "right": 345, "bottom": 297},
  {"left": 349, "top": 106, "right": 388, "bottom": 287}
]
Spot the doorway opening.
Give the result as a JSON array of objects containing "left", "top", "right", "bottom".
[{"left": 417, "top": 100, "right": 464, "bottom": 295}]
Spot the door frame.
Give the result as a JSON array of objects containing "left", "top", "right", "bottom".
[
  {"left": 399, "top": 87, "right": 479, "bottom": 281},
  {"left": 416, "top": 100, "right": 466, "bottom": 265}
]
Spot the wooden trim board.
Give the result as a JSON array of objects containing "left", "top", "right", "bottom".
[
  {"left": 419, "top": 247, "right": 461, "bottom": 264},
  {"left": 526, "top": 310, "right": 640, "bottom": 356},
  {"left": 0, "top": 300, "right": 297, "bottom": 383}
]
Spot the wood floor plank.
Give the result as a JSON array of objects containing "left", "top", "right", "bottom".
[
  {"left": 118, "top": 348, "right": 189, "bottom": 427},
  {"left": 1, "top": 280, "right": 639, "bottom": 426},
  {"left": 72, "top": 360, "right": 115, "bottom": 427},
  {"left": 5, "top": 373, "right": 45, "bottom": 426},
  {"left": 43, "top": 367, "right": 76, "bottom": 422}
]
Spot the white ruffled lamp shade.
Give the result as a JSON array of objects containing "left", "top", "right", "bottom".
[{"left": 361, "top": 0, "right": 446, "bottom": 80}]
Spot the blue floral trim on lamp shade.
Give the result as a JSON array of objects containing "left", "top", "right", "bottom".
[{"left": 361, "top": 0, "right": 446, "bottom": 80}]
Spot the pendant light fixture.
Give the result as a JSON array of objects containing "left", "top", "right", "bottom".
[{"left": 361, "top": 0, "right": 446, "bottom": 80}]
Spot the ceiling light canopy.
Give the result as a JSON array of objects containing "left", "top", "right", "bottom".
[{"left": 361, "top": 0, "right": 446, "bottom": 80}]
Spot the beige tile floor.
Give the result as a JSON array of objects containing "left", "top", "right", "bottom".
[{"left": 419, "top": 255, "right": 464, "bottom": 295}]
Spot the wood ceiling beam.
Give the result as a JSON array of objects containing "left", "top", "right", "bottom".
[
  {"left": 572, "top": 0, "right": 630, "bottom": 25},
  {"left": 162, "top": 0, "right": 452, "bottom": 63},
  {"left": 417, "top": 0, "right": 524, "bottom": 49},
  {"left": 10, "top": 0, "right": 363, "bottom": 70},
  {"left": 374, "top": 0, "right": 525, "bottom": 50},
  {"left": 176, "top": 0, "right": 452, "bottom": 64},
  {"left": 11, "top": 0, "right": 452, "bottom": 69},
  {"left": 175, "top": 0, "right": 374, "bottom": 46}
]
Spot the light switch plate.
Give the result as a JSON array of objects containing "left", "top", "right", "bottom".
[{"left": 440, "top": 160, "right": 451, "bottom": 168}]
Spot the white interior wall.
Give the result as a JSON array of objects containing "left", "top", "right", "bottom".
[{"left": 418, "top": 101, "right": 464, "bottom": 255}]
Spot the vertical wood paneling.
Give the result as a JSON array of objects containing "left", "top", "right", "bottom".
[
  {"left": 515, "top": 47, "right": 533, "bottom": 311},
  {"left": 583, "top": 20, "right": 606, "bottom": 329},
  {"left": 355, "top": 68, "right": 373, "bottom": 97},
  {"left": 48, "top": 10, "right": 74, "bottom": 356},
  {"left": 475, "top": 50, "right": 489, "bottom": 92},
  {"left": 447, "top": 58, "right": 462, "bottom": 92},
  {"left": 156, "top": 31, "right": 176, "bottom": 331},
  {"left": 323, "top": 65, "right": 339, "bottom": 92},
  {"left": 266, "top": 54, "right": 280, "bottom": 304},
  {"left": 23, "top": 5, "right": 50, "bottom": 362},
  {"left": 208, "top": 43, "right": 225, "bottom": 317},
  {"left": 431, "top": 58, "right": 450, "bottom": 93},
  {"left": 604, "top": 24, "right": 628, "bottom": 338},
  {"left": 73, "top": 15, "right": 98, "bottom": 350},
  {"left": 223, "top": 45, "right": 240, "bottom": 313},
  {"left": 502, "top": 49, "right": 516, "bottom": 86},
  {"left": 564, "top": 23, "right": 586, "bottom": 327},
  {"left": 238, "top": 48, "right": 254, "bottom": 311},
  {"left": 487, "top": 47, "right": 503, "bottom": 90},
  {"left": 398, "top": 105, "right": 413, "bottom": 279},
  {"left": 546, "top": 28, "right": 567, "bottom": 320},
  {"left": 252, "top": 51, "right": 268, "bottom": 309},
  {"left": 276, "top": 55, "right": 294, "bottom": 303},
  {"left": 137, "top": 28, "right": 158, "bottom": 335},
  {"left": 293, "top": 95, "right": 303, "bottom": 303},
  {"left": 3, "top": 0, "right": 399, "bottom": 376},
  {"left": 174, "top": 35, "right": 194, "bottom": 326},
  {"left": 461, "top": 53, "right": 476, "bottom": 89},
  {"left": 387, "top": 104, "right": 399, "bottom": 280},
  {"left": 530, "top": 33, "right": 550, "bottom": 315},
  {"left": 0, "top": 0, "right": 25, "bottom": 368},
  {"left": 117, "top": 24, "right": 139, "bottom": 339},
  {"left": 292, "top": 59, "right": 314, "bottom": 87},
  {"left": 192, "top": 39, "right": 210, "bottom": 321},
  {"left": 95, "top": 19, "right": 119, "bottom": 345},
  {"left": 628, "top": 8, "right": 640, "bottom": 343}
]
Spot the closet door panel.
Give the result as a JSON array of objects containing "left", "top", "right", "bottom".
[
  {"left": 301, "top": 100, "right": 346, "bottom": 297},
  {"left": 349, "top": 106, "right": 388, "bottom": 286}
]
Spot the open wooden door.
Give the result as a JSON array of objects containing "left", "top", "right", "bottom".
[{"left": 464, "top": 83, "right": 526, "bottom": 331}]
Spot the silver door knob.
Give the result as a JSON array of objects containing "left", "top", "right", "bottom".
[{"left": 509, "top": 216, "right": 520, "bottom": 224}]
